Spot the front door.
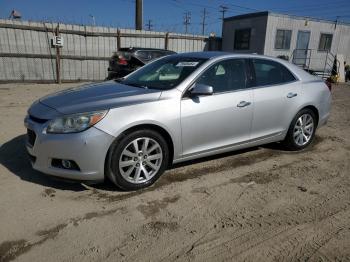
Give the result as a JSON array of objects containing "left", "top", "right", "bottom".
[
  {"left": 180, "top": 58, "right": 253, "bottom": 157},
  {"left": 293, "top": 31, "right": 310, "bottom": 67}
]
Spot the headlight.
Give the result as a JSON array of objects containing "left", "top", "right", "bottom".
[{"left": 46, "top": 110, "right": 108, "bottom": 134}]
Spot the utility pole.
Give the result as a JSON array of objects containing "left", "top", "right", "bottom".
[
  {"left": 335, "top": 15, "right": 340, "bottom": 29},
  {"left": 135, "top": 0, "right": 143, "bottom": 30},
  {"left": 183, "top": 11, "right": 191, "bottom": 34},
  {"left": 219, "top": 5, "right": 229, "bottom": 21},
  {"left": 201, "top": 8, "right": 208, "bottom": 35},
  {"left": 55, "top": 24, "right": 61, "bottom": 84},
  {"left": 145, "top": 19, "right": 153, "bottom": 31}
]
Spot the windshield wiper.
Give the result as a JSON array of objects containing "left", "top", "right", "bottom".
[
  {"left": 124, "top": 82, "right": 148, "bottom": 89},
  {"left": 114, "top": 78, "right": 123, "bottom": 83}
]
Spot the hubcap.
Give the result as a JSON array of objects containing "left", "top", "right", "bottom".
[
  {"left": 293, "top": 113, "right": 314, "bottom": 146},
  {"left": 119, "top": 137, "right": 163, "bottom": 184}
]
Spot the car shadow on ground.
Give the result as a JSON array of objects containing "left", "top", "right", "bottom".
[
  {"left": 0, "top": 134, "right": 303, "bottom": 192},
  {"left": 0, "top": 134, "right": 86, "bottom": 191}
]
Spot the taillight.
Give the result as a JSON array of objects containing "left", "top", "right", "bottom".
[
  {"left": 117, "top": 55, "right": 128, "bottom": 65},
  {"left": 325, "top": 80, "right": 332, "bottom": 92}
]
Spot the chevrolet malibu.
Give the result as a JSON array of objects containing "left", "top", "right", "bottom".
[{"left": 25, "top": 52, "right": 331, "bottom": 190}]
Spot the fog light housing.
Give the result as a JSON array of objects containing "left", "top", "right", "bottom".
[
  {"left": 62, "top": 160, "right": 72, "bottom": 169},
  {"left": 51, "top": 158, "right": 80, "bottom": 171}
]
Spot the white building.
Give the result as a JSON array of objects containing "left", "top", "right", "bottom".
[{"left": 222, "top": 11, "right": 350, "bottom": 77}]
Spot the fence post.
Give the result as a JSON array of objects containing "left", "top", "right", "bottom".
[
  {"left": 164, "top": 32, "right": 169, "bottom": 50},
  {"left": 55, "top": 24, "right": 61, "bottom": 84},
  {"left": 117, "top": 29, "right": 121, "bottom": 51}
]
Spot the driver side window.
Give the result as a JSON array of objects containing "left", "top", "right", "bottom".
[{"left": 196, "top": 59, "right": 247, "bottom": 93}]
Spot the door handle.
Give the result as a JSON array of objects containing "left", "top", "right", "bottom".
[
  {"left": 237, "top": 101, "right": 251, "bottom": 108},
  {"left": 287, "top": 92, "right": 298, "bottom": 98}
]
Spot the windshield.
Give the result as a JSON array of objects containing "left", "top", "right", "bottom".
[{"left": 119, "top": 56, "right": 208, "bottom": 90}]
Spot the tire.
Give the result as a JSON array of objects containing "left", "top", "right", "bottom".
[
  {"left": 106, "top": 129, "right": 169, "bottom": 190},
  {"left": 283, "top": 108, "right": 317, "bottom": 151}
]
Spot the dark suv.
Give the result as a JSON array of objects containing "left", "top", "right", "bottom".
[{"left": 106, "top": 47, "right": 176, "bottom": 80}]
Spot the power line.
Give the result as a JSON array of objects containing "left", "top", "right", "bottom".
[
  {"left": 221, "top": 2, "right": 259, "bottom": 12},
  {"left": 273, "top": 0, "right": 349, "bottom": 11},
  {"left": 278, "top": 3, "right": 350, "bottom": 13}
]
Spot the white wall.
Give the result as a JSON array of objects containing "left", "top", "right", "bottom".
[{"left": 265, "top": 14, "right": 350, "bottom": 71}]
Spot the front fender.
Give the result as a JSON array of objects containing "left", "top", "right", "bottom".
[{"left": 94, "top": 98, "right": 182, "bottom": 160}]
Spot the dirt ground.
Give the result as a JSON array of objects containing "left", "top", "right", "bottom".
[{"left": 0, "top": 82, "right": 349, "bottom": 262}]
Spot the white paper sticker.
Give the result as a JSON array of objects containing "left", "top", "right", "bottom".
[{"left": 176, "top": 61, "right": 199, "bottom": 67}]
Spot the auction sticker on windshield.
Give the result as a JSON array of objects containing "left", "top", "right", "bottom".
[{"left": 176, "top": 62, "right": 199, "bottom": 67}]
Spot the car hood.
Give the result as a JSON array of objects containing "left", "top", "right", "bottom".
[{"left": 39, "top": 81, "right": 162, "bottom": 115}]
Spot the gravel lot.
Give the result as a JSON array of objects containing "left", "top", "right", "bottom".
[{"left": 0, "top": 82, "right": 350, "bottom": 262}]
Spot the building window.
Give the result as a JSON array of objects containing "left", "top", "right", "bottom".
[
  {"left": 318, "top": 34, "right": 333, "bottom": 51},
  {"left": 275, "top": 29, "right": 292, "bottom": 50},
  {"left": 234, "top": 28, "right": 251, "bottom": 50}
]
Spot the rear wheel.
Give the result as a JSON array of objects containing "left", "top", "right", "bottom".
[
  {"left": 106, "top": 129, "right": 169, "bottom": 190},
  {"left": 283, "top": 109, "right": 316, "bottom": 151}
]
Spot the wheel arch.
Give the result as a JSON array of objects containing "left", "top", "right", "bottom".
[
  {"left": 301, "top": 105, "right": 319, "bottom": 127},
  {"left": 104, "top": 123, "right": 175, "bottom": 174}
]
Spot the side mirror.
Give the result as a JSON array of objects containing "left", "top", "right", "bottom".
[{"left": 190, "top": 83, "right": 213, "bottom": 96}]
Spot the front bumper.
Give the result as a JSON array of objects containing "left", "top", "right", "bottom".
[{"left": 24, "top": 116, "right": 115, "bottom": 182}]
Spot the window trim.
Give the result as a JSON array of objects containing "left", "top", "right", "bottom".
[
  {"left": 318, "top": 33, "right": 333, "bottom": 52},
  {"left": 274, "top": 29, "right": 292, "bottom": 50},
  {"left": 248, "top": 58, "right": 299, "bottom": 89},
  {"left": 234, "top": 28, "right": 251, "bottom": 50},
  {"left": 182, "top": 57, "right": 251, "bottom": 99}
]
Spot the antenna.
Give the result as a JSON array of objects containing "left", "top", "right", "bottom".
[{"left": 183, "top": 11, "right": 191, "bottom": 34}]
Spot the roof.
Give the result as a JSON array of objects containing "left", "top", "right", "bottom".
[
  {"left": 170, "top": 52, "right": 318, "bottom": 82},
  {"left": 119, "top": 47, "right": 175, "bottom": 52},
  {"left": 224, "top": 11, "right": 350, "bottom": 26},
  {"left": 175, "top": 51, "right": 233, "bottom": 59},
  {"left": 224, "top": 11, "right": 269, "bottom": 22}
]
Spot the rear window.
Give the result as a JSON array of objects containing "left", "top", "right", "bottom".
[
  {"left": 119, "top": 48, "right": 133, "bottom": 52},
  {"left": 136, "top": 51, "right": 152, "bottom": 62}
]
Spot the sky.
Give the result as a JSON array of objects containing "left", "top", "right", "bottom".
[{"left": 1, "top": 0, "right": 350, "bottom": 36}]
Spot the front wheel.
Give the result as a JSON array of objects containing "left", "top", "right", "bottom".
[
  {"left": 106, "top": 129, "right": 169, "bottom": 190},
  {"left": 283, "top": 109, "right": 317, "bottom": 151}
]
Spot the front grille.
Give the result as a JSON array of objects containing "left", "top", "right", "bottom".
[
  {"left": 27, "top": 129, "right": 36, "bottom": 147},
  {"left": 29, "top": 115, "right": 48, "bottom": 124}
]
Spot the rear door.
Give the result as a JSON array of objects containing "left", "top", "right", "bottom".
[
  {"left": 180, "top": 58, "right": 253, "bottom": 157},
  {"left": 250, "top": 58, "right": 301, "bottom": 140}
]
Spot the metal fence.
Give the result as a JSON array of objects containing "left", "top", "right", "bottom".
[{"left": 0, "top": 19, "right": 221, "bottom": 83}]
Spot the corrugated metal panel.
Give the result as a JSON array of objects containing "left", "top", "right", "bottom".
[{"left": 0, "top": 19, "right": 219, "bottom": 82}]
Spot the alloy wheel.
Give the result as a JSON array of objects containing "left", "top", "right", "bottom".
[
  {"left": 293, "top": 113, "right": 314, "bottom": 146},
  {"left": 119, "top": 137, "right": 163, "bottom": 184}
]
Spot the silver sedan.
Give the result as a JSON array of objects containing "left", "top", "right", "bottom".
[{"left": 24, "top": 52, "right": 331, "bottom": 190}]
